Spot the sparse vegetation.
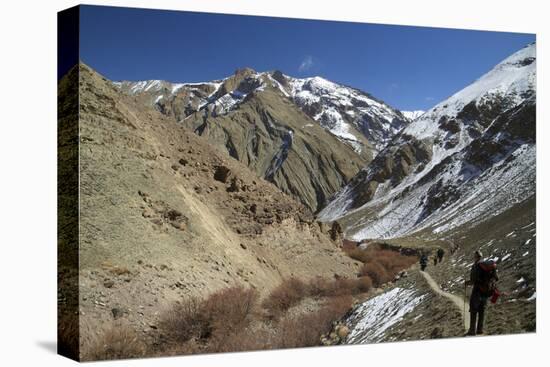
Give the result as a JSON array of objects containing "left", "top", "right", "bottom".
[
  {"left": 277, "top": 295, "right": 353, "bottom": 348},
  {"left": 83, "top": 323, "right": 146, "bottom": 361},
  {"left": 161, "top": 286, "right": 258, "bottom": 344},
  {"left": 149, "top": 276, "right": 369, "bottom": 356},
  {"left": 262, "top": 275, "right": 374, "bottom": 319},
  {"left": 262, "top": 277, "right": 307, "bottom": 318},
  {"left": 344, "top": 243, "right": 417, "bottom": 287},
  {"left": 81, "top": 244, "right": 417, "bottom": 360}
]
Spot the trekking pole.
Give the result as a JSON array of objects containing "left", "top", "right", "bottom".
[{"left": 463, "top": 282, "right": 467, "bottom": 329}]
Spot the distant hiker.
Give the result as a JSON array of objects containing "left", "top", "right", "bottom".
[
  {"left": 437, "top": 248, "right": 445, "bottom": 263},
  {"left": 465, "top": 250, "right": 499, "bottom": 336},
  {"left": 433, "top": 256, "right": 438, "bottom": 266},
  {"left": 450, "top": 242, "right": 459, "bottom": 255},
  {"left": 420, "top": 253, "right": 428, "bottom": 271}
]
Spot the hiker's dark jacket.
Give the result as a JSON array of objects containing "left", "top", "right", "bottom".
[
  {"left": 470, "top": 262, "right": 499, "bottom": 291},
  {"left": 469, "top": 261, "right": 499, "bottom": 311}
]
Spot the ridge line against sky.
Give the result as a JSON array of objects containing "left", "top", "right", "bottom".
[{"left": 78, "top": 5, "right": 535, "bottom": 111}]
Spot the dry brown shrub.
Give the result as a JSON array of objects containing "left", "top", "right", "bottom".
[
  {"left": 262, "top": 277, "right": 307, "bottom": 318},
  {"left": 342, "top": 239, "right": 359, "bottom": 252},
  {"left": 325, "top": 294, "right": 354, "bottom": 316},
  {"left": 160, "top": 286, "right": 258, "bottom": 344},
  {"left": 306, "top": 276, "right": 372, "bottom": 298},
  {"left": 305, "top": 276, "right": 349, "bottom": 297},
  {"left": 355, "top": 276, "right": 373, "bottom": 293},
  {"left": 208, "top": 325, "right": 274, "bottom": 353},
  {"left": 344, "top": 247, "right": 370, "bottom": 263},
  {"left": 306, "top": 276, "right": 336, "bottom": 297},
  {"left": 347, "top": 245, "right": 416, "bottom": 287},
  {"left": 333, "top": 278, "right": 358, "bottom": 295},
  {"left": 161, "top": 296, "right": 210, "bottom": 343},
  {"left": 203, "top": 286, "right": 259, "bottom": 336},
  {"left": 276, "top": 295, "right": 353, "bottom": 348},
  {"left": 359, "top": 262, "right": 390, "bottom": 287},
  {"left": 158, "top": 278, "right": 361, "bottom": 355}
]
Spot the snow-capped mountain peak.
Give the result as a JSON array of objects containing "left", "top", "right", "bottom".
[
  {"left": 114, "top": 69, "right": 408, "bottom": 157},
  {"left": 406, "top": 43, "right": 536, "bottom": 140},
  {"left": 281, "top": 74, "right": 408, "bottom": 154},
  {"left": 318, "top": 43, "right": 536, "bottom": 241}
]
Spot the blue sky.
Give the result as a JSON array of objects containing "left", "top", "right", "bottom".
[{"left": 79, "top": 5, "right": 535, "bottom": 111}]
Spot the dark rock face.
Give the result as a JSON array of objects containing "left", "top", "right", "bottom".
[
  {"left": 517, "top": 57, "right": 535, "bottom": 66},
  {"left": 179, "top": 89, "right": 367, "bottom": 212},
  {"left": 464, "top": 98, "right": 535, "bottom": 172},
  {"left": 271, "top": 70, "right": 287, "bottom": 87},
  {"left": 348, "top": 136, "right": 433, "bottom": 210}
]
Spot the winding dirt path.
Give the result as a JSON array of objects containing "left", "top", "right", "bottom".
[{"left": 420, "top": 270, "right": 470, "bottom": 331}]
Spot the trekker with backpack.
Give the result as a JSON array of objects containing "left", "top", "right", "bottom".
[
  {"left": 437, "top": 248, "right": 445, "bottom": 263},
  {"left": 465, "top": 250, "right": 499, "bottom": 336},
  {"left": 419, "top": 253, "right": 428, "bottom": 271}
]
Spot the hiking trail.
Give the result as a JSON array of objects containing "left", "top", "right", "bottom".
[{"left": 420, "top": 270, "right": 470, "bottom": 331}]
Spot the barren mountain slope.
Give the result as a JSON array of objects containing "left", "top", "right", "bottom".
[
  {"left": 117, "top": 68, "right": 408, "bottom": 212},
  {"left": 73, "top": 63, "right": 361, "bottom": 353},
  {"left": 180, "top": 83, "right": 367, "bottom": 212}
]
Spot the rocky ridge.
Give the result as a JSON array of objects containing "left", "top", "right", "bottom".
[{"left": 115, "top": 68, "right": 409, "bottom": 211}]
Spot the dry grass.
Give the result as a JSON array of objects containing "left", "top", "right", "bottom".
[{"left": 83, "top": 324, "right": 146, "bottom": 361}]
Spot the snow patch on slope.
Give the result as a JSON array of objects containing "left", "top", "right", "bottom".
[
  {"left": 345, "top": 287, "right": 427, "bottom": 344},
  {"left": 286, "top": 76, "right": 406, "bottom": 152},
  {"left": 402, "top": 110, "right": 425, "bottom": 121}
]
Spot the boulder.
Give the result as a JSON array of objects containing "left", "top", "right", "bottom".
[
  {"left": 336, "top": 325, "right": 350, "bottom": 339},
  {"left": 214, "top": 165, "right": 232, "bottom": 183}
]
